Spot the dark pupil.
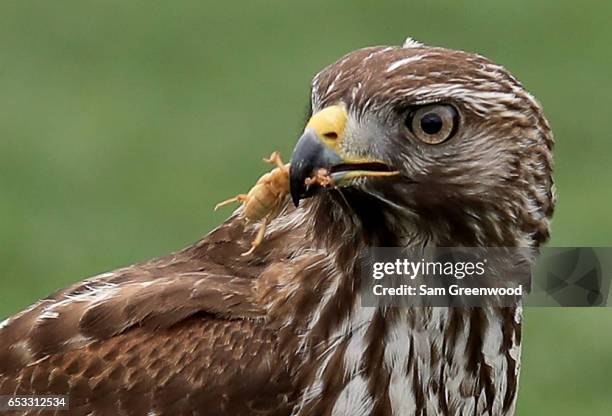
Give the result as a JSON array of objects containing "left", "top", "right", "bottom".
[{"left": 420, "top": 112, "right": 443, "bottom": 135}]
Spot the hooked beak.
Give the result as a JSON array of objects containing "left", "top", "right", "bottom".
[{"left": 289, "top": 105, "right": 399, "bottom": 206}]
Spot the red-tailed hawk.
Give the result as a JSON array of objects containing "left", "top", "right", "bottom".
[{"left": 0, "top": 39, "right": 554, "bottom": 416}]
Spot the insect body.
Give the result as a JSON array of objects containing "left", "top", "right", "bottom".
[{"left": 215, "top": 152, "right": 291, "bottom": 256}]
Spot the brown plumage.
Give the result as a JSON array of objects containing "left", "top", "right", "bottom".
[{"left": 0, "top": 38, "right": 554, "bottom": 416}]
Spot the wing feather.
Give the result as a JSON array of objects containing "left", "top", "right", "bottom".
[{"left": 0, "top": 207, "right": 307, "bottom": 415}]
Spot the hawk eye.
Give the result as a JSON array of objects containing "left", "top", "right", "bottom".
[{"left": 406, "top": 104, "right": 458, "bottom": 144}]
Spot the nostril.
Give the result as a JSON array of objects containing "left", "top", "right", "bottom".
[{"left": 323, "top": 132, "right": 338, "bottom": 140}]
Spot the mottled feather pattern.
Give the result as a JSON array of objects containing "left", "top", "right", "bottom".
[{"left": 0, "top": 40, "right": 553, "bottom": 415}]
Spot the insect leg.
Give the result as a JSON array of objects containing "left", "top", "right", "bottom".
[
  {"left": 214, "top": 194, "right": 248, "bottom": 211},
  {"left": 242, "top": 216, "right": 270, "bottom": 256},
  {"left": 263, "top": 151, "right": 285, "bottom": 169}
]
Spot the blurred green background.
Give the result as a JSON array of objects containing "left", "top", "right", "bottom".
[{"left": 0, "top": 1, "right": 610, "bottom": 414}]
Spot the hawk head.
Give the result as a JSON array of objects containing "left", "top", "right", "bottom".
[{"left": 290, "top": 39, "right": 555, "bottom": 249}]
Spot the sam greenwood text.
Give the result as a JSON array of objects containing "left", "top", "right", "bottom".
[{"left": 372, "top": 285, "right": 524, "bottom": 297}]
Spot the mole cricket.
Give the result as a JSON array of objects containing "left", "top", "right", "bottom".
[{"left": 215, "top": 152, "right": 332, "bottom": 255}]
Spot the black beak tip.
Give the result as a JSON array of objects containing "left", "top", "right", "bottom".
[
  {"left": 289, "top": 163, "right": 306, "bottom": 207},
  {"left": 291, "top": 193, "right": 301, "bottom": 207}
]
